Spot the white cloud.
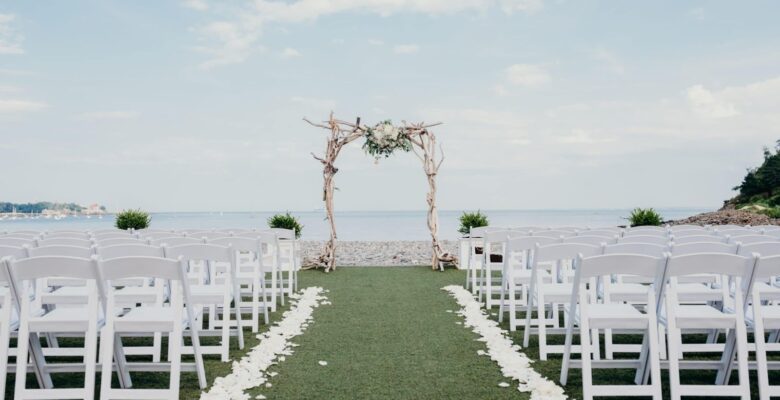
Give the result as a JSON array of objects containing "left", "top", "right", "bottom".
[
  {"left": 686, "top": 84, "right": 739, "bottom": 118},
  {"left": 368, "top": 39, "right": 384, "bottom": 46},
  {"left": 182, "top": 0, "right": 209, "bottom": 11},
  {"left": 77, "top": 110, "right": 139, "bottom": 121},
  {"left": 281, "top": 47, "right": 302, "bottom": 58},
  {"left": 591, "top": 48, "right": 625, "bottom": 74},
  {"left": 505, "top": 64, "right": 550, "bottom": 86},
  {"left": 190, "top": 0, "right": 543, "bottom": 68},
  {"left": 0, "top": 14, "right": 24, "bottom": 55},
  {"left": 393, "top": 44, "right": 419, "bottom": 54},
  {"left": 556, "top": 129, "right": 615, "bottom": 145},
  {"left": 0, "top": 99, "right": 46, "bottom": 113}
]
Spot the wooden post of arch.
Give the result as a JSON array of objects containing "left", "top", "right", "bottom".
[{"left": 305, "top": 113, "right": 365, "bottom": 272}]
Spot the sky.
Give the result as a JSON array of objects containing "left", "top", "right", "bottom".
[{"left": 1, "top": 0, "right": 779, "bottom": 212}]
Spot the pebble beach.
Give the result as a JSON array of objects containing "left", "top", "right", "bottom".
[{"left": 301, "top": 240, "right": 460, "bottom": 266}]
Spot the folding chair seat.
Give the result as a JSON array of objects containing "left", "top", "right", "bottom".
[
  {"left": 523, "top": 242, "right": 601, "bottom": 360},
  {"left": 7, "top": 256, "right": 101, "bottom": 400},
  {"left": 560, "top": 253, "right": 665, "bottom": 400},
  {"left": 98, "top": 256, "right": 208, "bottom": 399}
]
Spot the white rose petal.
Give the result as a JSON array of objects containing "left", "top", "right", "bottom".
[
  {"left": 318, "top": 360, "right": 328, "bottom": 366},
  {"left": 442, "top": 285, "right": 566, "bottom": 400}
]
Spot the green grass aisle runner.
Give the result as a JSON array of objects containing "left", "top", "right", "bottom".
[{"left": 255, "top": 267, "right": 529, "bottom": 399}]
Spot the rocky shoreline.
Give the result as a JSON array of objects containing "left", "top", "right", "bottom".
[
  {"left": 669, "top": 208, "right": 780, "bottom": 226},
  {"left": 301, "top": 240, "right": 459, "bottom": 266}
]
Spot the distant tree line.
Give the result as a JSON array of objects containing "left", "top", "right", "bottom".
[
  {"left": 0, "top": 202, "right": 87, "bottom": 213},
  {"left": 733, "top": 140, "right": 780, "bottom": 207}
]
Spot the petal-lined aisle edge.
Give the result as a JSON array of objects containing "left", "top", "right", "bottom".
[
  {"left": 200, "top": 287, "right": 330, "bottom": 400},
  {"left": 442, "top": 285, "right": 567, "bottom": 400}
]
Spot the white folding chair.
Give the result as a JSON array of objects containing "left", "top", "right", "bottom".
[
  {"left": 97, "top": 256, "right": 208, "bottom": 399},
  {"left": 718, "top": 228, "right": 756, "bottom": 237},
  {"left": 44, "top": 231, "right": 91, "bottom": 240},
  {"left": 523, "top": 242, "right": 602, "bottom": 360},
  {"left": 164, "top": 243, "right": 243, "bottom": 361},
  {"left": 670, "top": 229, "right": 712, "bottom": 237},
  {"left": 210, "top": 236, "right": 270, "bottom": 332},
  {"left": 151, "top": 236, "right": 202, "bottom": 247},
  {"left": 267, "top": 228, "right": 299, "bottom": 295},
  {"left": 479, "top": 230, "right": 511, "bottom": 308},
  {"left": 600, "top": 243, "right": 667, "bottom": 359},
  {"left": 0, "top": 238, "right": 35, "bottom": 247},
  {"left": 8, "top": 256, "right": 100, "bottom": 400},
  {"left": 662, "top": 253, "right": 755, "bottom": 400},
  {"left": 746, "top": 255, "right": 780, "bottom": 400},
  {"left": 237, "top": 232, "right": 282, "bottom": 310},
  {"left": 499, "top": 235, "right": 560, "bottom": 331},
  {"left": 560, "top": 253, "right": 666, "bottom": 400}
]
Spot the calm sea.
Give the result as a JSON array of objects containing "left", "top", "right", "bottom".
[{"left": 0, "top": 209, "right": 709, "bottom": 241}]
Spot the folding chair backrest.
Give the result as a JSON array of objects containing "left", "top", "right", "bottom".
[
  {"left": 582, "top": 229, "right": 621, "bottom": 237},
  {"left": 670, "top": 224, "right": 706, "bottom": 231},
  {"left": 45, "top": 231, "right": 91, "bottom": 239},
  {"left": 534, "top": 243, "right": 601, "bottom": 264},
  {"left": 0, "top": 245, "right": 28, "bottom": 260},
  {"left": 165, "top": 243, "right": 232, "bottom": 263},
  {"left": 100, "top": 256, "right": 185, "bottom": 282},
  {"left": 9, "top": 256, "right": 97, "bottom": 282},
  {"left": 673, "top": 235, "right": 727, "bottom": 244},
  {"left": 507, "top": 236, "right": 560, "bottom": 253},
  {"left": 8, "top": 230, "right": 40, "bottom": 236},
  {"left": 267, "top": 228, "right": 296, "bottom": 240},
  {"left": 666, "top": 253, "right": 755, "bottom": 279},
  {"left": 28, "top": 244, "right": 94, "bottom": 258},
  {"left": 187, "top": 231, "right": 229, "bottom": 240},
  {"left": 97, "top": 244, "right": 165, "bottom": 259},
  {"left": 672, "top": 229, "right": 713, "bottom": 237},
  {"left": 97, "top": 237, "right": 145, "bottom": 247},
  {"left": 671, "top": 242, "right": 738, "bottom": 255},
  {"left": 537, "top": 230, "right": 576, "bottom": 238},
  {"left": 37, "top": 237, "right": 93, "bottom": 247},
  {"left": 627, "top": 226, "right": 668, "bottom": 234},
  {"left": 619, "top": 235, "right": 671, "bottom": 246},
  {"left": 719, "top": 229, "right": 756, "bottom": 237},
  {"left": 1, "top": 233, "right": 38, "bottom": 240},
  {"left": 151, "top": 236, "right": 203, "bottom": 246},
  {"left": 578, "top": 253, "right": 666, "bottom": 280},
  {"left": 93, "top": 232, "right": 133, "bottom": 241},
  {"left": 738, "top": 242, "right": 780, "bottom": 258},
  {"left": 563, "top": 235, "right": 616, "bottom": 246},
  {"left": 209, "top": 237, "right": 259, "bottom": 253},
  {"left": 731, "top": 235, "right": 778, "bottom": 245},
  {"left": 0, "top": 237, "right": 36, "bottom": 247},
  {"left": 603, "top": 242, "right": 666, "bottom": 257},
  {"left": 753, "top": 255, "right": 780, "bottom": 280}
]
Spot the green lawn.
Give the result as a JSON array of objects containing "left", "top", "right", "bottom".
[{"left": 7, "top": 267, "right": 779, "bottom": 399}]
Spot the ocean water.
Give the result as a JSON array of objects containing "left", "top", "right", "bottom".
[{"left": 0, "top": 208, "right": 709, "bottom": 241}]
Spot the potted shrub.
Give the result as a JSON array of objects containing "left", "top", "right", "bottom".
[
  {"left": 627, "top": 208, "right": 663, "bottom": 227},
  {"left": 458, "top": 210, "right": 489, "bottom": 236},
  {"left": 115, "top": 209, "right": 151, "bottom": 230},
  {"left": 268, "top": 212, "right": 303, "bottom": 238}
]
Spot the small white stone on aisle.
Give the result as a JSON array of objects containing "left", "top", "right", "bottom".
[
  {"left": 255, "top": 395, "right": 266, "bottom": 399},
  {"left": 498, "top": 382, "right": 510, "bottom": 388},
  {"left": 318, "top": 360, "right": 328, "bottom": 366}
]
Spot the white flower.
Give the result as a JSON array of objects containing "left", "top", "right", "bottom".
[
  {"left": 442, "top": 285, "right": 567, "bottom": 400},
  {"left": 199, "top": 287, "right": 329, "bottom": 400},
  {"left": 318, "top": 360, "right": 328, "bottom": 366}
]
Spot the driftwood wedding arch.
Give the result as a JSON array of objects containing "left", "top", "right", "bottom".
[{"left": 305, "top": 113, "right": 456, "bottom": 272}]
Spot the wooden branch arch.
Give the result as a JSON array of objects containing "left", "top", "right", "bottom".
[{"left": 305, "top": 113, "right": 457, "bottom": 272}]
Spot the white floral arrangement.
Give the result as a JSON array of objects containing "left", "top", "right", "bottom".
[{"left": 362, "top": 120, "right": 412, "bottom": 159}]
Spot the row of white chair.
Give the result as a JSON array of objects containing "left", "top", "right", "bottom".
[
  {"left": 473, "top": 229, "right": 780, "bottom": 399},
  {"left": 0, "top": 234, "right": 290, "bottom": 399}
]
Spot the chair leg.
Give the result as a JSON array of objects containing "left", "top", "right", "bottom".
[
  {"left": 498, "top": 268, "right": 507, "bottom": 323},
  {"left": 522, "top": 281, "right": 536, "bottom": 348},
  {"left": 538, "top": 293, "right": 548, "bottom": 360},
  {"left": 646, "top": 320, "right": 663, "bottom": 400},
  {"left": 579, "top": 316, "right": 594, "bottom": 400},
  {"left": 169, "top": 322, "right": 182, "bottom": 399},
  {"left": 13, "top": 318, "right": 31, "bottom": 399},
  {"left": 83, "top": 322, "right": 99, "bottom": 398},
  {"left": 733, "top": 319, "right": 751, "bottom": 399},
  {"left": 99, "top": 326, "right": 116, "bottom": 400},
  {"left": 754, "top": 315, "right": 771, "bottom": 400},
  {"left": 221, "top": 296, "right": 231, "bottom": 362},
  {"left": 0, "top": 304, "right": 11, "bottom": 396},
  {"left": 252, "top": 281, "right": 260, "bottom": 333},
  {"left": 667, "top": 325, "right": 682, "bottom": 400}
]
